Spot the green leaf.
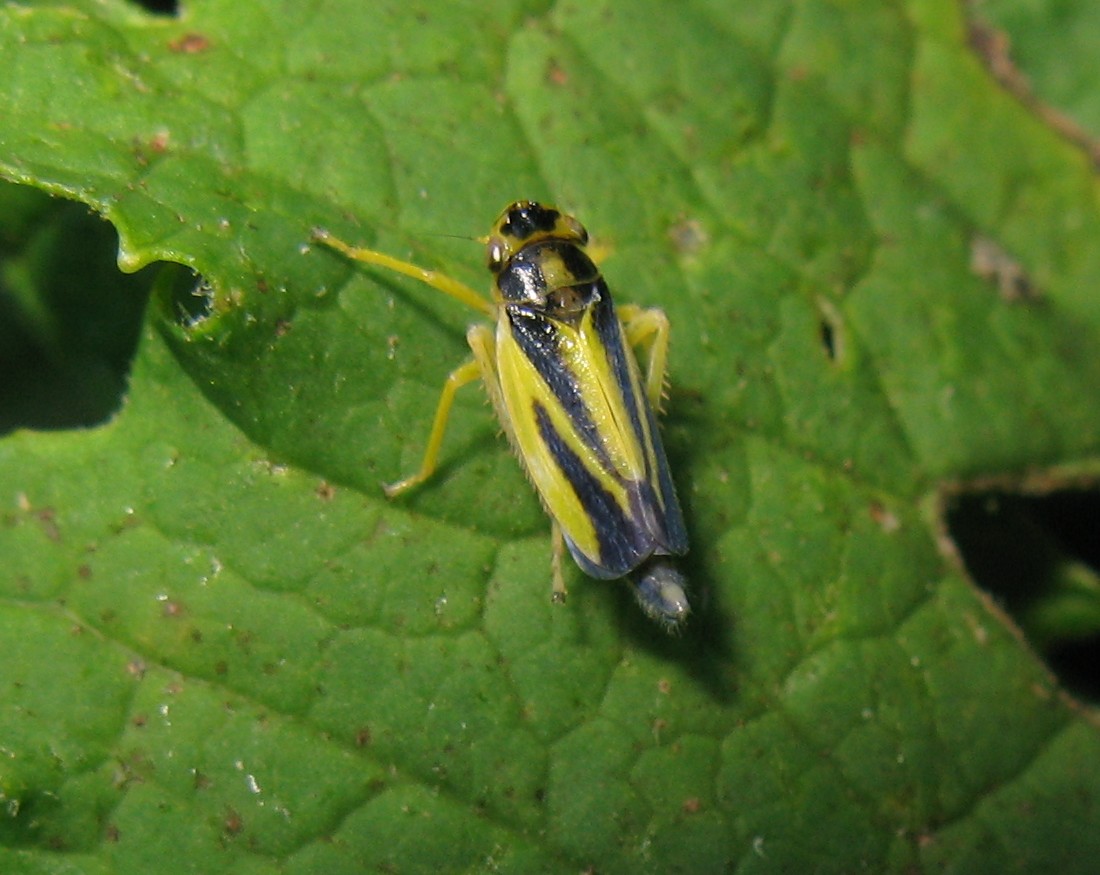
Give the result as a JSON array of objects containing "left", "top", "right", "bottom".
[
  {"left": 976, "top": 0, "right": 1100, "bottom": 141},
  {"left": 2, "top": 1, "right": 1099, "bottom": 873}
]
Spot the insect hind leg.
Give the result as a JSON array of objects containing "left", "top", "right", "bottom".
[
  {"left": 551, "top": 523, "right": 568, "bottom": 604},
  {"left": 618, "top": 304, "right": 672, "bottom": 412}
]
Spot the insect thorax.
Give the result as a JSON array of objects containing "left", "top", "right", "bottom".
[{"left": 494, "top": 240, "right": 604, "bottom": 318}]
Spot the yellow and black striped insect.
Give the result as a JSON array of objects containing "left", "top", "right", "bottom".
[{"left": 314, "top": 201, "right": 690, "bottom": 630}]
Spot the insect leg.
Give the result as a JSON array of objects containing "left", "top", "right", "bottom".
[
  {"left": 550, "top": 523, "right": 568, "bottom": 604},
  {"left": 383, "top": 358, "right": 483, "bottom": 497},
  {"left": 618, "top": 304, "right": 672, "bottom": 412},
  {"left": 312, "top": 228, "right": 494, "bottom": 317},
  {"left": 467, "top": 323, "right": 567, "bottom": 605}
]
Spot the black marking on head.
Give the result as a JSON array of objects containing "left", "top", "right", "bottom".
[
  {"left": 501, "top": 202, "right": 562, "bottom": 242},
  {"left": 488, "top": 202, "right": 590, "bottom": 275}
]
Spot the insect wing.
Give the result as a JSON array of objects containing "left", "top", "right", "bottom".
[{"left": 496, "top": 284, "right": 686, "bottom": 579}]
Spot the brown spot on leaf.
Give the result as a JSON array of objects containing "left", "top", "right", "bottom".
[{"left": 168, "top": 33, "right": 211, "bottom": 54}]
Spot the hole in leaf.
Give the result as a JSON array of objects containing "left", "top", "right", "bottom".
[
  {"left": 0, "top": 185, "right": 151, "bottom": 434},
  {"left": 816, "top": 297, "right": 843, "bottom": 363},
  {"left": 162, "top": 268, "right": 215, "bottom": 328},
  {"left": 126, "top": 0, "right": 179, "bottom": 15},
  {"left": 819, "top": 319, "right": 837, "bottom": 360},
  {"left": 946, "top": 487, "right": 1100, "bottom": 701}
]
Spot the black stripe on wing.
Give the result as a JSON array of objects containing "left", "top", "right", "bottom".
[
  {"left": 507, "top": 302, "right": 618, "bottom": 478},
  {"left": 534, "top": 401, "right": 653, "bottom": 578},
  {"left": 592, "top": 289, "right": 689, "bottom": 555}
]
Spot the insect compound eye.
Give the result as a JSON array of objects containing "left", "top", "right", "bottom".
[{"left": 486, "top": 237, "right": 507, "bottom": 271}]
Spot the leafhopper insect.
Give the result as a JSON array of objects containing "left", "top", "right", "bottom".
[{"left": 314, "top": 201, "right": 690, "bottom": 630}]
